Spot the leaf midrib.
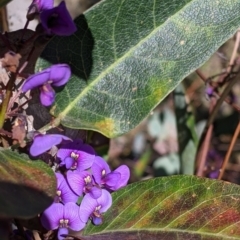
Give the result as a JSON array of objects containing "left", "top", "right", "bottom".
[{"left": 57, "top": 0, "right": 195, "bottom": 118}]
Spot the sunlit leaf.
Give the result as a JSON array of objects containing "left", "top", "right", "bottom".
[
  {"left": 37, "top": 0, "right": 240, "bottom": 137},
  {"left": 0, "top": 148, "right": 56, "bottom": 218},
  {"left": 76, "top": 175, "right": 240, "bottom": 240}
]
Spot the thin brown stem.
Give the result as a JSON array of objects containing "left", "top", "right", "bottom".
[
  {"left": 196, "top": 97, "right": 216, "bottom": 176},
  {"left": 214, "top": 30, "right": 240, "bottom": 86},
  {"left": 196, "top": 124, "right": 213, "bottom": 176},
  {"left": 218, "top": 121, "right": 240, "bottom": 180},
  {"left": 19, "top": 19, "right": 30, "bottom": 41},
  {"left": 196, "top": 69, "right": 240, "bottom": 112},
  {"left": 206, "top": 72, "right": 240, "bottom": 129},
  {"left": 195, "top": 71, "right": 240, "bottom": 173},
  {"left": 226, "top": 30, "right": 240, "bottom": 73}
]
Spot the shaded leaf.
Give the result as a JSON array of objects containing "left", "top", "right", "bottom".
[
  {"left": 0, "top": 148, "right": 56, "bottom": 218},
  {"left": 37, "top": 0, "right": 240, "bottom": 137},
  {"left": 77, "top": 175, "right": 240, "bottom": 240}
]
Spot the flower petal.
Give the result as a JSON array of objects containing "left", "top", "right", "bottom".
[
  {"left": 89, "top": 186, "right": 102, "bottom": 199},
  {"left": 31, "top": 0, "right": 54, "bottom": 11},
  {"left": 57, "top": 148, "right": 72, "bottom": 162},
  {"left": 30, "top": 134, "right": 71, "bottom": 156},
  {"left": 56, "top": 173, "right": 78, "bottom": 203},
  {"left": 79, "top": 194, "right": 97, "bottom": 223},
  {"left": 39, "top": 83, "right": 55, "bottom": 106},
  {"left": 104, "top": 172, "right": 121, "bottom": 187},
  {"left": 22, "top": 68, "right": 50, "bottom": 92},
  {"left": 64, "top": 156, "right": 75, "bottom": 169},
  {"left": 108, "top": 165, "right": 130, "bottom": 191},
  {"left": 97, "top": 189, "right": 112, "bottom": 213},
  {"left": 64, "top": 202, "right": 85, "bottom": 231},
  {"left": 92, "top": 156, "right": 111, "bottom": 184},
  {"left": 92, "top": 216, "right": 102, "bottom": 225},
  {"left": 40, "top": 1, "right": 77, "bottom": 36},
  {"left": 58, "top": 140, "right": 95, "bottom": 171},
  {"left": 40, "top": 0, "right": 53, "bottom": 10},
  {"left": 58, "top": 228, "right": 69, "bottom": 240},
  {"left": 57, "top": 139, "right": 85, "bottom": 161},
  {"left": 66, "top": 171, "right": 85, "bottom": 196},
  {"left": 50, "top": 64, "right": 71, "bottom": 86},
  {"left": 41, "top": 203, "right": 63, "bottom": 230},
  {"left": 76, "top": 148, "right": 95, "bottom": 171}
]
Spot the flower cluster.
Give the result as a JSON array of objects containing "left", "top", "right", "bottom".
[
  {"left": 22, "top": 2, "right": 130, "bottom": 240},
  {"left": 30, "top": 134, "right": 130, "bottom": 240}
]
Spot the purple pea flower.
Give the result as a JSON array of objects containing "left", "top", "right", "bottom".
[
  {"left": 30, "top": 0, "right": 53, "bottom": 12},
  {"left": 79, "top": 189, "right": 112, "bottom": 225},
  {"left": 41, "top": 202, "right": 85, "bottom": 240},
  {"left": 55, "top": 173, "right": 79, "bottom": 204},
  {"left": 22, "top": 64, "right": 71, "bottom": 106},
  {"left": 57, "top": 139, "right": 95, "bottom": 171},
  {"left": 40, "top": 1, "right": 77, "bottom": 36},
  {"left": 67, "top": 171, "right": 102, "bottom": 199},
  {"left": 27, "top": 0, "right": 54, "bottom": 20},
  {"left": 30, "top": 134, "right": 71, "bottom": 156},
  {"left": 92, "top": 156, "right": 130, "bottom": 191}
]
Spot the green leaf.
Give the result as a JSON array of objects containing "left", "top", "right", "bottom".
[
  {"left": 80, "top": 175, "right": 240, "bottom": 240},
  {"left": 37, "top": 0, "right": 240, "bottom": 137},
  {"left": 0, "top": 148, "right": 56, "bottom": 218},
  {"left": 0, "top": 0, "right": 11, "bottom": 7}
]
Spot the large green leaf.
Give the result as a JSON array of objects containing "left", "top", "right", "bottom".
[
  {"left": 37, "top": 0, "right": 240, "bottom": 137},
  {"left": 0, "top": 148, "right": 56, "bottom": 218},
  {"left": 78, "top": 175, "right": 240, "bottom": 240}
]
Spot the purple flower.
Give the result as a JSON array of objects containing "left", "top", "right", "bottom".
[
  {"left": 40, "top": 1, "right": 77, "bottom": 36},
  {"left": 205, "top": 86, "right": 214, "bottom": 97},
  {"left": 30, "top": 0, "right": 53, "bottom": 12},
  {"left": 27, "top": 0, "right": 54, "bottom": 20},
  {"left": 92, "top": 156, "right": 130, "bottom": 191},
  {"left": 41, "top": 202, "right": 85, "bottom": 239},
  {"left": 55, "top": 173, "right": 79, "bottom": 204},
  {"left": 30, "top": 134, "right": 71, "bottom": 156},
  {"left": 67, "top": 171, "right": 102, "bottom": 199},
  {"left": 79, "top": 189, "right": 112, "bottom": 225},
  {"left": 22, "top": 64, "right": 71, "bottom": 106},
  {"left": 57, "top": 139, "right": 95, "bottom": 171}
]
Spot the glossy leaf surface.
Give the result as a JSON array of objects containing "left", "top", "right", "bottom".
[
  {"left": 0, "top": 148, "right": 56, "bottom": 218},
  {"left": 78, "top": 175, "right": 240, "bottom": 240},
  {"left": 38, "top": 0, "right": 240, "bottom": 137}
]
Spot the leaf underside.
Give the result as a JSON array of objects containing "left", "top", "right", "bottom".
[
  {"left": 37, "top": 0, "right": 240, "bottom": 137},
  {"left": 78, "top": 175, "right": 240, "bottom": 240}
]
